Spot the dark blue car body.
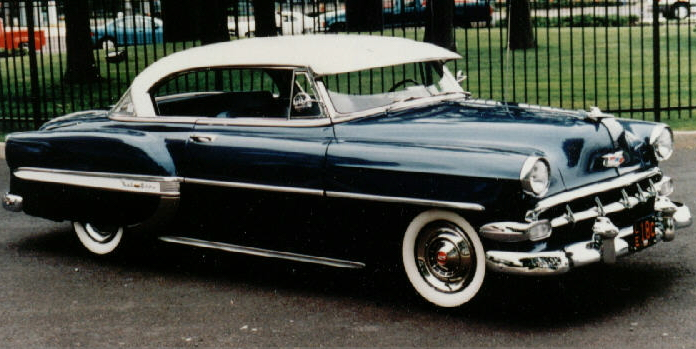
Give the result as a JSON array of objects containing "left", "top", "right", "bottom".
[
  {"left": 3, "top": 35, "right": 690, "bottom": 308},
  {"left": 2, "top": 101, "right": 667, "bottom": 250}
]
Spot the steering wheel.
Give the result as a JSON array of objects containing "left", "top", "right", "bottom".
[{"left": 388, "top": 79, "right": 419, "bottom": 92}]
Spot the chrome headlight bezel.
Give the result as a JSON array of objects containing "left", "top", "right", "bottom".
[
  {"left": 649, "top": 125, "right": 674, "bottom": 161},
  {"left": 520, "top": 157, "right": 551, "bottom": 198}
]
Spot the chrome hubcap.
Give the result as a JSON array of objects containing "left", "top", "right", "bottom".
[
  {"left": 415, "top": 223, "right": 475, "bottom": 293},
  {"left": 84, "top": 223, "right": 118, "bottom": 244}
]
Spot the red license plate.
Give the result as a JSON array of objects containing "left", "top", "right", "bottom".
[{"left": 631, "top": 218, "right": 656, "bottom": 251}]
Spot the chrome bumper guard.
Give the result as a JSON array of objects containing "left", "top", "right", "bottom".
[
  {"left": 2, "top": 193, "right": 23, "bottom": 212},
  {"left": 485, "top": 199, "right": 691, "bottom": 276}
]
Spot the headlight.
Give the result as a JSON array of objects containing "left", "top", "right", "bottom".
[
  {"left": 649, "top": 125, "right": 674, "bottom": 161},
  {"left": 520, "top": 157, "right": 550, "bottom": 197}
]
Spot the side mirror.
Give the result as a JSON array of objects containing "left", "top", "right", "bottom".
[{"left": 456, "top": 70, "right": 467, "bottom": 84}]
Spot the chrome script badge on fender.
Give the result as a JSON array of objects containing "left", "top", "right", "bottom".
[{"left": 603, "top": 151, "right": 626, "bottom": 168}]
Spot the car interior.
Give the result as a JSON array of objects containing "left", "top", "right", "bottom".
[{"left": 152, "top": 67, "right": 322, "bottom": 119}]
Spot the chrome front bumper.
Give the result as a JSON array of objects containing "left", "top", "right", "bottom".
[
  {"left": 485, "top": 202, "right": 691, "bottom": 275},
  {"left": 2, "top": 193, "right": 23, "bottom": 212}
]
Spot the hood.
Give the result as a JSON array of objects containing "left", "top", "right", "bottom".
[
  {"left": 335, "top": 100, "right": 656, "bottom": 195},
  {"left": 39, "top": 110, "right": 110, "bottom": 131}
]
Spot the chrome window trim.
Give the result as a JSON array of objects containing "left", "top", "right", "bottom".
[
  {"left": 14, "top": 167, "right": 485, "bottom": 211},
  {"left": 193, "top": 117, "right": 333, "bottom": 128},
  {"left": 531, "top": 167, "right": 661, "bottom": 215},
  {"left": 14, "top": 167, "right": 182, "bottom": 197},
  {"left": 109, "top": 114, "right": 199, "bottom": 124},
  {"left": 110, "top": 114, "right": 333, "bottom": 128}
]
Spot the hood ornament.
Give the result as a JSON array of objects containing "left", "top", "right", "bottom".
[{"left": 602, "top": 150, "right": 626, "bottom": 168}]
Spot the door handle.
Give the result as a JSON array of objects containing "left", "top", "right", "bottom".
[{"left": 190, "top": 134, "right": 217, "bottom": 143}]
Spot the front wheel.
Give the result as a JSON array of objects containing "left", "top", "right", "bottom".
[
  {"left": 74, "top": 222, "right": 124, "bottom": 255},
  {"left": 402, "top": 210, "right": 486, "bottom": 307}
]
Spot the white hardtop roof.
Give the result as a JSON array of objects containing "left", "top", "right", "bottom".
[{"left": 129, "top": 34, "right": 461, "bottom": 116}]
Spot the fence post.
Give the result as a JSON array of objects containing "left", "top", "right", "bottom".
[
  {"left": 652, "top": 0, "right": 661, "bottom": 122},
  {"left": 26, "top": 0, "right": 42, "bottom": 129}
]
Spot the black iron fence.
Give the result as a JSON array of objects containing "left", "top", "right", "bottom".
[{"left": 1, "top": 0, "right": 694, "bottom": 132}]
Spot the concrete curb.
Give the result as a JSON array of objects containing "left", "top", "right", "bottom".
[{"left": 0, "top": 131, "right": 695, "bottom": 161}]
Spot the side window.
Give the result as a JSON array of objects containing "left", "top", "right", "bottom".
[
  {"left": 151, "top": 68, "right": 291, "bottom": 118},
  {"left": 291, "top": 72, "right": 322, "bottom": 118},
  {"left": 111, "top": 91, "right": 135, "bottom": 116}
]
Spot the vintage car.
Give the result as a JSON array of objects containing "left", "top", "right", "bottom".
[{"left": 2, "top": 35, "right": 692, "bottom": 308}]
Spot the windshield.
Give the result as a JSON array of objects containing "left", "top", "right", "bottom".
[{"left": 322, "top": 62, "right": 464, "bottom": 114}]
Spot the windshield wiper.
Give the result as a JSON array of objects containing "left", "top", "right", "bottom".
[{"left": 385, "top": 96, "right": 427, "bottom": 112}]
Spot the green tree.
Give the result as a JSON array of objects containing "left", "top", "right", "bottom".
[
  {"left": 424, "top": 0, "right": 456, "bottom": 52},
  {"left": 508, "top": 0, "right": 536, "bottom": 50},
  {"left": 63, "top": 0, "right": 102, "bottom": 83},
  {"left": 251, "top": 0, "right": 278, "bottom": 36}
]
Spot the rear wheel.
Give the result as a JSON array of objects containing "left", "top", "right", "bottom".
[
  {"left": 402, "top": 210, "right": 485, "bottom": 307},
  {"left": 74, "top": 222, "right": 124, "bottom": 255}
]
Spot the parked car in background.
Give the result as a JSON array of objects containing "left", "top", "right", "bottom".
[
  {"left": 658, "top": 0, "right": 694, "bottom": 18},
  {"left": 3, "top": 35, "right": 691, "bottom": 308},
  {"left": 321, "top": 0, "right": 494, "bottom": 32},
  {"left": 228, "top": 10, "right": 317, "bottom": 37},
  {"left": 91, "top": 15, "right": 163, "bottom": 56},
  {"left": 0, "top": 18, "right": 46, "bottom": 55}
]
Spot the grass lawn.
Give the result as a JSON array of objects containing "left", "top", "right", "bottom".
[{"left": 2, "top": 23, "right": 696, "bottom": 131}]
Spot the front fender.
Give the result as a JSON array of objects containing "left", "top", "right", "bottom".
[{"left": 326, "top": 140, "right": 544, "bottom": 220}]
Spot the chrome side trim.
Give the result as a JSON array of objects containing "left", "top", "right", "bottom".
[
  {"left": 184, "top": 178, "right": 324, "bottom": 196},
  {"left": 14, "top": 167, "right": 182, "bottom": 197},
  {"left": 532, "top": 167, "right": 661, "bottom": 215},
  {"left": 326, "top": 191, "right": 486, "bottom": 211},
  {"left": 13, "top": 167, "right": 485, "bottom": 210},
  {"left": 159, "top": 236, "right": 366, "bottom": 269}
]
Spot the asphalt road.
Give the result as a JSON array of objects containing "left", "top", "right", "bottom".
[{"left": 1, "top": 135, "right": 695, "bottom": 347}]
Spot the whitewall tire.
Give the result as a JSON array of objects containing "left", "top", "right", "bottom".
[
  {"left": 402, "top": 210, "right": 486, "bottom": 307},
  {"left": 74, "top": 222, "right": 124, "bottom": 255}
]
